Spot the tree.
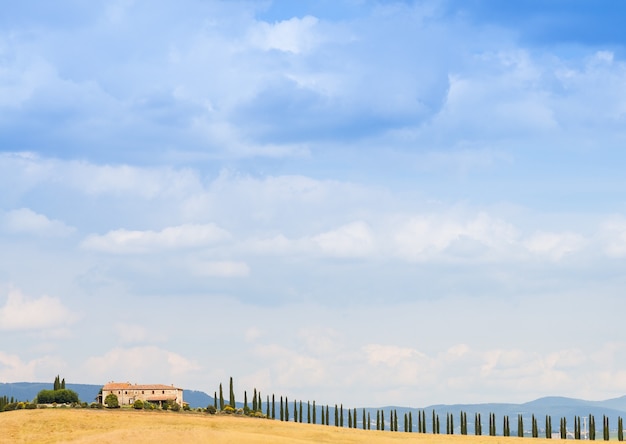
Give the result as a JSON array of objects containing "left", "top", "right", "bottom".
[
  {"left": 334, "top": 404, "right": 339, "bottom": 427},
  {"left": 61, "top": 378, "right": 65, "bottom": 390},
  {"left": 244, "top": 391, "right": 248, "bottom": 413},
  {"left": 617, "top": 416, "right": 623, "bottom": 442},
  {"left": 214, "top": 392, "right": 217, "bottom": 410},
  {"left": 518, "top": 414, "right": 524, "bottom": 438},
  {"left": 312, "top": 401, "right": 316, "bottom": 424},
  {"left": 326, "top": 405, "right": 329, "bottom": 426},
  {"left": 340, "top": 404, "right": 344, "bottom": 427},
  {"left": 252, "top": 388, "right": 257, "bottom": 411},
  {"left": 363, "top": 408, "right": 367, "bottom": 430},
  {"left": 532, "top": 414, "right": 538, "bottom": 438},
  {"left": 368, "top": 412, "right": 371, "bottom": 430},
  {"left": 54, "top": 375, "right": 60, "bottom": 391},
  {"left": 546, "top": 415, "right": 552, "bottom": 439},
  {"left": 348, "top": 408, "right": 352, "bottom": 429},
  {"left": 285, "top": 397, "right": 289, "bottom": 422},
  {"left": 104, "top": 393, "right": 119, "bottom": 408},
  {"left": 280, "top": 396, "right": 284, "bottom": 421},
  {"left": 377, "top": 410, "right": 380, "bottom": 430},
  {"left": 272, "top": 395, "right": 275, "bottom": 419},
  {"left": 409, "top": 411, "right": 413, "bottom": 433},
  {"left": 133, "top": 399, "right": 144, "bottom": 409},
  {"left": 229, "top": 377, "right": 235, "bottom": 408},
  {"left": 219, "top": 384, "right": 224, "bottom": 410},
  {"left": 299, "top": 400, "right": 303, "bottom": 423},
  {"left": 322, "top": 405, "right": 325, "bottom": 426},
  {"left": 267, "top": 395, "right": 270, "bottom": 418},
  {"left": 307, "top": 401, "right": 311, "bottom": 424}
]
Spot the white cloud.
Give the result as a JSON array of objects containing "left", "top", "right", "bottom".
[
  {"left": 2, "top": 208, "right": 75, "bottom": 237},
  {"left": 190, "top": 260, "right": 250, "bottom": 278},
  {"left": 524, "top": 231, "right": 586, "bottom": 260},
  {"left": 599, "top": 217, "right": 626, "bottom": 257},
  {"left": 250, "top": 16, "right": 320, "bottom": 54},
  {"left": 83, "top": 346, "right": 201, "bottom": 382},
  {"left": 0, "top": 288, "right": 77, "bottom": 331},
  {"left": 0, "top": 351, "right": 66, "bottom": 382},
  {"left": 393, "top": 212, "right": 518, "bottom": 261},
  {"left": 81, "top": 223, "right": 230, "bottom": 254},
  {"left": 312, "top": 221, "right": 375, "bottom": 258}
]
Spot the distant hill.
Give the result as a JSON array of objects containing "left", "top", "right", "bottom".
[
  {"left": 0, "top": 382, "right": 214, "bottom": 408},
  {"left": 2, "top": 382, "right": 624, "bottom": 433}
]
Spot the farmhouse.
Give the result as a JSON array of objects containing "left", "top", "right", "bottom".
[{"left": 99, "top": 382, "right": 184, "bottom": 407}]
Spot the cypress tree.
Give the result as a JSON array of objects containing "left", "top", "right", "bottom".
[
  {"left": 348, "top": 408, "right": 352, "bottom": 429},
  {"left": 214, "top": 392, "right": 217, "bottom": 410},
  {"left": 368, "top": 412, "right": 371, "bottom": 430},
  {"left": 532, "top": 414, "right": 538, "bottom": 438},
  {"left": 252, "top": 389, "right": 257, "bottom": 411},
  {"left": 312, "top": 401, "right": 316, "bottom": 424},
  {"left": 432, "top": 410, "right": 436, "bottom": 434},
  {"left": 272, "top": 394, "right": 275, "bottom": 419},
  {"left": 617, "top": 416, "right": 623, "bottom": 441},
  {"left": 219, "top": 383, "right": 224, "bottom": 410},
  {"left": 258, "top": 391, "right": 262, "bottom": 413},
  {"left": 307, "top": 401, "right": 311, "bottom": 424},
  {"left": 61, "top": 378, "right": 65, "bottom": 389},
  {"left": 382, "top": 410, "right": 385, "bottom": 431},
  {"left": 404, "top": 413, "right": 408, "bottom": 433},
  {"left": 377, "top": 410, "right": 380, "bottom": 431},
  {"left": 409, "top": 411, "right": 413, "bottom": 432},
  {"left": 518, "top": 414, "right": 524, "bottom": 437},
  {"left": 54, "top": 375, "right": 60, "bottom": 391},
  {"left": 340, "top": 404, "right": 343, "bottom": 427},
  {"left": 280, "top": 396, "right": 284, "bottom": 421},
  {"left": 561, "top": 417, "right": 567, "bottom": 439},
  {"left": 267, "top": 395, "right": 270, "bottom": 418},
  {"left": 335, "top": 404, "right": 339, "bottom": 427},
  {"left": 590, "top": 414, "right": 596, "bottom": 440},
  {"left": 354, "top": 408, "right": 357, "bottom": 429},
  {"left": 546, "top": 415, "right": 552, "bottom": 439},
  {"left": 395, "top": 410, "right": 398, "bottom": 432},
  {"left": 229, "top": 377, "right": 235, "bottom": 408},
  {"left": 451, "top": 413, "right": 454, "bottom": 435},
  {"left": 437, "top": 414, "right": 440, "bottom": 434},
  {"left": 418, "top": 410, "right": 422, "bottom": 433},
  {"left": 604, "top": 415, "right": 609, "bottom": 441},
  {"left": 504, "top": 415, "right": 510, "bottom": 437},
  {"left": 326, "top": 405, "right": 329, "bottom": 425},
  {"left": 362, "top": 409, "right": 366, "bottom": 430},
  {"left": 294, "top": 399, "right": 297, "bottom": 422},
  {"left": 321, "top": 404, "right": 325, "bottom": 425},
  {"left": 285, "top": 397, "right": 289, "bottom": 422},
  {"left": 244, "top": 391, "right": 248, "bottom": 412}
]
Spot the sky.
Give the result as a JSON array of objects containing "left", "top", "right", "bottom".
[{"left": 1, "top": 0, "right": 626, "bottom": 408}]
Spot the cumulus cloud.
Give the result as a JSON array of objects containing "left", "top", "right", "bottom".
[
  {"left": 524, "top": 231, "right": 586, "bottom": 260},
  {"left": 81, "top": 223, "right": 230, "bottom": 254},
  {"left": 249, "top": 16, "right": 321, "bottom": 54},
  {"left": 1, "top": 208, "right": 75, "bottom": 237},
  {"left": 83, "top": 346, "right": 200, "bottom": 382},
  {"left": 0, "top": 351, "right": 66, "bottom": 382},
  {"left": 190, "top": 260, "right": 250, "bottom": 278},
  {"left": 393, "top": 212, "right": 518, "bottom": 261},
  {"left": 0, "top": 288, "right": 77, "bottom": 331},
  {"left": 312, "top": 221, "right": 375, "bottom": 258}
]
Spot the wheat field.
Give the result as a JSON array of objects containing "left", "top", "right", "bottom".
[{"left": 0, "top": 408, "right": 553, "bottom": 444}]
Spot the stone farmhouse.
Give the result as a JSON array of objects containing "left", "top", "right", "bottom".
[{"left": 99, "top": 382, "right": 184, "bottom": 408}]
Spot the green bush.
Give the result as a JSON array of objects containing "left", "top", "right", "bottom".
[
  {"left": 223, "top": 405, "right": 235, "bottom": 414},
  {"left": 25, "top": 403, "right": 37, "bottom": 410},
  {"left": 171, "top": 402, "right": 181, "bottom": 412},
  {"left": 206, "top": 405, "right": 217, "bottom": 414},
  {"left": 104, "top": 394, "right": 119, "bottom": 409},
  {"left": 133, "top": 399, "right": 144, "bottom": 410}
]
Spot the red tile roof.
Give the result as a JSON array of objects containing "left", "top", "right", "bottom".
[{"left": 102, "top": 382, "right": 182, "bottom": 391}]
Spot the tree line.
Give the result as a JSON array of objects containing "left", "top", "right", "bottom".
[{"left": 208, "top": 377, "right": 625, "bottom": 441}]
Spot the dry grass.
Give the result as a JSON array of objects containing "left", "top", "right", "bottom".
[{"left": 0, "top": 409, "right": 551, "bottom": 444}]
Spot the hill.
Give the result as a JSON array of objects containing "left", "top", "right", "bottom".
[{"left": 0, "top": 408, "right": 555, "bottom": 443}]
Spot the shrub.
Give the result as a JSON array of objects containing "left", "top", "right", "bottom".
[
  {"left": 25, "top": 403, "right": 37, "bottom": 410},
  {"left": 183, "top": 404, "right": 190, "bottom": 411},
  {"left": 104, "top": 394, "right": 119, "bottom": 409},
  {"left": 171, "top": 402, "right": 181, "bottom": 412},
  {"left": 223, "top": 405, "right": 235, "bottom": 414},
  {"left": 17, "top": 402, "right": 25, "bottom": 410},
  {"left": 206, "top": 405, "right": 217, "bottom": 415},
  {"left": 133, "top": 400, "right": 144, "bottom": 410}
]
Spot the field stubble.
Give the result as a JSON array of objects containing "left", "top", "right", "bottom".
[{"left": 0, "top": 408, "right": 552, "bottom": 444}]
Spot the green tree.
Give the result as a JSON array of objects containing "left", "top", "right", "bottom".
[
  {"left": 54, "top": 375, "right": 60, "bottom": 391},
  {"left": 348, "top": 408, "right": 352, "bottom": 429},
  {"left": 546, "top": 415, "right": 552, "bottom": 439},
  {"left": 267, "top": 395, "right": 270, "bottom": 418},
  {"left": 377, "top": 410, "right": 380, "bottom": 430},
  {"left": 312, "top": 401, "right": 316, "bottom": 424},
  {"left": 409, "top": 411, "right": 413, "bottom": 433},
  {"left": 307, "top": 401, "right": 311, "bottom": 424},
  {"left": 518, "top": 414, "right": 524, "bottom": 437},
  {"left": 229, "top": 377, "right": 235, "bottom": 408},
  {"left": 532, "top": 414, "right": 538, "bottom": 438},
  {"left": 299, "top": 400, "right": 303, "bottom": 423},
  {"left": 335, "top": 404, "right": 339, "bottom": 427},
  {"left": 285, "top": 397, "right": 289, "bottom": 422},
  {"left": 219, "top": 383, "right": 224, "bottom": 410},
  {"left": 363, "top": 409, "right": 367, "bottom": 430},
  {"left": 326, "top": 405, "right": 329, "bottom": 426},
  {"left": 368, "top": 412, "right": 371, "bottom": 430},
  {"left": 280, "top": 396, "right": 284, "bottom": 421},
  {"left": 272, "top": 395, "right": 275, "bottom": 419},
  {"left": 213, "top": 392, "right": 217, "bottom": 410},
  {"left": 322, "top": 405, "right": 325, "bottom": 425},
  {"left": 104, "top": 393, "right": 119, "bottom": 408},
  {"left": 252, "top": 388, "right": 257, "bottom": 411},
  {"left": 61, "top": 378, "right": 65, "bottom": 390},
  {"left": 340, "top": 404, "right": 344, "bottom": 427},
  {"left": 617, "top": 416, "right": 623, "bottom": 442}
]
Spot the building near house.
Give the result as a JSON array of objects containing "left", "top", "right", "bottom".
[{"left": 99, "top": 382, "right": 184, "bottom": 407}]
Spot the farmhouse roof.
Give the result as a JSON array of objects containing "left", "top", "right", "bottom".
[{"left": 102, "top": 382, "right": 182, "bottom": 391}]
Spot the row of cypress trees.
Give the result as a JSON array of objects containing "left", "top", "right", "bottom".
[{"left": 211, "top": 378, "right": 624, "bottom": 440}]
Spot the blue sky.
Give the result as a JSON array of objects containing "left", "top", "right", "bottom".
[{"left": 1, "top": 0, "right": 626, "bottom": 408}]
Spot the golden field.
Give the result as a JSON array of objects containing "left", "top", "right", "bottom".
[{"left": 0, "top": 408, "right": 550, "bottom": 444}]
